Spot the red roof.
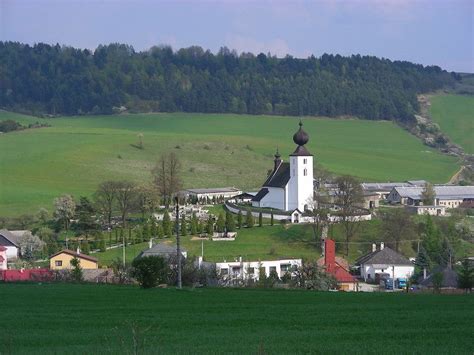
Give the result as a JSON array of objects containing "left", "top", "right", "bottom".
[{"left": 324, "top": 239, "right": 357, "bottom": 283}]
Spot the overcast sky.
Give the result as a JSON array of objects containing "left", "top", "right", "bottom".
[{"left": 1, "top": 0, "right": 472, "bottom": 72}]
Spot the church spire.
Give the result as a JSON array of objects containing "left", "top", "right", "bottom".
[
  {"left": 274, "top": 146, "right": 282, "bottom": 171},
  {"left": 290, "top": 120, "right": 312, "bottom": 156}
]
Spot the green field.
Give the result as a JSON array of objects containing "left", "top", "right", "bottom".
[
  {"left": 0, "top": 111, "right": 459, "bottom": 216},
  {"left": 430, "top": 94, "right": 474, "bottom": 154},
  {"left": 94, "top": 223, "right": 383, "bottom": 266},
  {"left": 2, "top": 283, "right": 473, "bottom": 354}
]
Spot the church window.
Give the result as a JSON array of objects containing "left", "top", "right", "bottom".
[
  {"left": 303, "top": 158, "right": 307, "bottom": 164},
  {"left": 293, "top": 169, "right": 295, "bottom": 176},
  {"left": 303, "top": 169, "right": 307, "bottom": 176}
]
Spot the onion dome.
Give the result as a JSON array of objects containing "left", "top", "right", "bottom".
[{"left": 293, "top": 120, "right": 309, "bottom": 146}]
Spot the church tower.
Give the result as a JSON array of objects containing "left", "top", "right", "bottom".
[{"left": 287, "top": 120, "right": 314, "bottom": 211}]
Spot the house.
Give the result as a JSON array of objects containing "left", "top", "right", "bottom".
[
  {"left": 355, "top": 243, "right": 414, "bottom": 282},
  {"left": 387, "top": 185, "right": 474, "bottom": 207},
  {"left": 228, "top": 192, "right": 257, "bottom": 204},
  {"left": 49, "top": 249, "right": 98, "bottom": 270},
  {"left": 361, "top": 180, "right": 426, "bottom": 200},
  {"left": 0, "top": 246, "right": 7, "bottom": 270},
  {"left": 252, "top": 121, "right": 314, "bottom": 212},
  {"left": 322, "top": 239, "right": 358, "bottom": 291},
  {"left": 419, "top": 265, "right": 459, "bottom": 290},
  {"left": 0, "top": 229, "right": 19, "bottom": 260},
  {"left": 137, "top": 243, "right": 188, "bottom": 260},
  {"left": 215, "top": 258, "right": 302, "bottom": 282}
]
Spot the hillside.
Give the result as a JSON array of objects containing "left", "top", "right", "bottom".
[
  {"left": 0, "top": 111, "right": 459, "bottom": 216},
  {"left": 0, "top": 42, "right": 457, "bottom": 122},
  {"left": 429, "top": 94, "right": 474, "bottom": 154}
]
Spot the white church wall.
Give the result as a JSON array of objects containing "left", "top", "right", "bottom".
[
  {"left": 258, "top": 187, "right": 285, "bottom": 210},
  {"left": 288, "top": 156, "right": 313, "bottom": 211}
]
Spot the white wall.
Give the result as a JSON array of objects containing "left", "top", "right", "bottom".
[
  {"left": 438, "top": 199, "right": 463, "bottom": 208},
  {"left": 4, "top": 246, "right": 18, "bottom": 260},
  {"left": 216, "top": 259, "right": 302, "bottom": 281},
  {"left": 361, "top": 264, "right": 414, "bottom": 281},
  {"left": 258, "top": 187, "right": 285, "bottom": 210}
]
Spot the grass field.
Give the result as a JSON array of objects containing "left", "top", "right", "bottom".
[
  {"left": 0, "top": 111, "right": 459, "bottom": 216},
  {"left": 1, "top": 283, "right": 473, "bottom": 354},
  {"left": 430, "top": 94, "right": 474, "bottom": 154}
]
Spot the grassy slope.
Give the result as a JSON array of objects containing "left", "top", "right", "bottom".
[
  {"left": 430, "top": 94, "right": 474, "bottom": 154},
  {"left": 2, "top": 283, "right": 473, "bottom": 354},
  {"left": 0, "top": 111, "right": 459, "bottom": 215}
]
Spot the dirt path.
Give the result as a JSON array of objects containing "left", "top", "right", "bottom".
[{"left": 449, "top": 165, "right": 465, "bottom": 184}]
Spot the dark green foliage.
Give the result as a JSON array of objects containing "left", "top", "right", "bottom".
[
  {"left": 457, "top": 258, "right": 473, "bottom": 291},
  {"left": 245, "top": 209, "right": 254, "bottom": 228},
  {"left": 258, "top": 212, "right": 263, "bottom": 227},
  {"left": 414, "top": 246, "right": 431, "bottom": 279},
  {"left": 142, "top": 223, "right": 150, "bottom": 242},
  {"left": 225, "top": 211, "right": 235, "bottom": 232},
  {"left": 216, "top": 212, "right": 225, "bottom": 233},
  {"left": 74, "top": 197, "right": 98, "bottom": 234},
  {"left": 237, "top": 211, "right": 243, "bottom": 229},
  {"left": 150, "top": 219, "right": 157, "bottom": 238},
  {"left": 0, "top": 42, "right": 457, "bottom": 122},
  {"left": 81, "top": 240, "right": 90, "bottom": 254},
  {"left": 0, "top": 119, "right": 23, "bottom": 132},
  {"left": 156, "top": 224, "right": 164, "bottom": 239},
  {"left": 180, "top": 215, "right": 187, "bottom": 236},
  {"left": 432, "top": 272, "right": 444, "bottom": 293},
  {"left": 131, "top": 256, "right": 167, "bottom": 289},
  {"left": 70, "top": 257, "right": 83, "bottom": 282},
  {"left": 206, "top": 216, "right": 214, "bottom": 236},
  {"left": 190, "top": 213, "right": 198, "bottom": 235}
]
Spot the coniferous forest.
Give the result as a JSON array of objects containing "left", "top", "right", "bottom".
[{"left": 0, "top": 42, "right": 459, "bottom": 122}]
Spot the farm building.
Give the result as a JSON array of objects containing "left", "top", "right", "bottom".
[
  {"left": 0, "top": 229, "right": 19, "bottom": 260},
  {"left": 252, "top": 121, "right": 314, "bottom": 212},
  {"left": 183, "top": 187, "right": 242, "bottom": 201},
  {"left": 419, "top": 266, "right": 459, "bottom": 290},
  {"left": 215, "top": 258, "right": 302, "bottom": 282},
  {"left": 387, "top": 185, "right": 474, "bottom": 207},
  {"left": 355, "top": 243, "right": 414, "bottom": 282},
  {"left": 49, "top": 249, "right": 98, "bottom": 270},
  {"left": 361, "top": 180, "right": 426, "bottom": 199},
  {"left": 323, "top": 239, "right": 358, "bottom": 291},
  {"left": 137, "top": 243, "right": 188, "bottom": 260}
]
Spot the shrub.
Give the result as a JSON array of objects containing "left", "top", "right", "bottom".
[{"left": 131, "top": 256, "right": 168, "bottom": 289}]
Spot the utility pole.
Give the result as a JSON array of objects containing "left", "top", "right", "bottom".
[
  {"left": 175, "top": 196, "right": 182, "bottom": 289},
  {"left": 122, "top": 229, "right": 126, "bottom": 267}
]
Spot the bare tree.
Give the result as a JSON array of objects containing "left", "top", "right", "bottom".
[
  {"left": 305, "top": 188, "right": 331, "bottom": 246},
  {"left": 152, "top": 152, "right": 182, "bottom": 207},
  {"left": 380, "top": 208, "right": 416, "bottom": 252},
  {"left": 115, "top": 181, "right": 137, "bottom": 227},
  {"left": 421, "top": 182, "right": 436, "bottom": 205},
  {"left": 136, "top": 184, "right": 160, "bottom": 219},
  {"left": 334, "top": 175, "right": 364, "bottom": 256},
  {"left": 18, "top": 231, "right": 45, "bottom": 260},
  {"left": 94, "top": 181, "right": 119, "bottom": 227},
  {"left": 53, "top": 194, "right": 76, "bottom": 231}
]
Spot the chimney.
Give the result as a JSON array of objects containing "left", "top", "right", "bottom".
[
  {"left": 380, "top": 242, "right": 385, "bottom": 250},
  {"left": 76, "top": 247, "right": 81, "bottom": 254},
  {"left": 372, "top": 243, "right": 376, "bottom": 252},
  {"left": 324, "top": 239, "right": 336, "bottom": 271}
]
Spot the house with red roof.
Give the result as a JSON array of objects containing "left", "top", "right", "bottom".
[{"left": 323, "top": 239, "right": 358, "bottom": 291}]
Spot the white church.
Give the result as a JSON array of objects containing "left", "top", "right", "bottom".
[{"left": 252, "top": 121, "right": 314, "bottom": 212}]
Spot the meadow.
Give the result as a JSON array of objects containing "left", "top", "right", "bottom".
[
  {"left": 430, "top": 94, "right": 474, "bottom": 154},
  {"left": 0, "top": 111, "right": 459, "bottom": 216},
  {"left": 1, "top": 283, "right": 473, "bottom": 354}
]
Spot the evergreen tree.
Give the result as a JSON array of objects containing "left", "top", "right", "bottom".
[
  {"left": 162, "top": 210, "right": 172, "bottom": 237},
  {"left": 457, "top": 258, "right": 473, "bottom": 292},
  {"left": 270, "top": 212, "right": 274, "bottom": 226},
  {"left": 156, "top": 223, "right": 164, "bottom": 238},
  {"left": 225, "top": 211, "right": 236, "bottom": 232},
  {"left": 216, "top": 212, "right": 226, "bottom": 233},
  {"left": 142, "top": 223, "right": 150, "bottom": 242},
  {"left": 206, "top": 216, "right": 214, "bottom": 236},
  {"left": 150, "top": 219, "right": 158, "bottom": 238},
  {"left": 81, "top": 240, "right": 90, "bottom": 254},
  {"left": 190, "top": 212, "right": 198, "bottom": 235},
  {"left": 414, "top": 245, "right": 431, "bottom": 279},
  {"left": 258, "top": 212, "right": 263, "bottom": 227},
  {"left": 421, "top": 215, "right": 442, "bottom": 263},
  {"left": 237, "top": 210, "right": 243, "bottom": 229},
  {"left": 180, "top": 215, "right": 187, "bottom": 236},
  {"left": 421, "top": 183, "right": 436, "bottom": 205},
  {"left": 246, "top": 209, "right": 254, "bottom": 228}
]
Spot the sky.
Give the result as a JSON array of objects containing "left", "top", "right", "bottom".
[{"left": 1, "top": 0, "right": 472, "bottom": 72}]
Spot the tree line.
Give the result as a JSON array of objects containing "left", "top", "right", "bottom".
[{"left": 0, "top": 41, "right": 459, "bottom": 122}]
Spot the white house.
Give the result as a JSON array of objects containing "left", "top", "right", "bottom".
[
  {"left": 252, "top": 121, "right": 314, "bottom": 212},
  {"left": 215, "top": 258, "right": 302, "bottom": 282},
  {"left": 0, "top": 229, "right": 19, "bottom": 260},
  {"left": 355, "top": 243, "right": 414, "bottom": 282},
  {"left": 0, "top": 246, "right": 7, "bottom": 270},
  {"left": 407, "top": 205, "right": 447, "bottom": 216}
]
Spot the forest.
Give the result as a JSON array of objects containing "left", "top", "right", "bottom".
[{"left": 0, "top": 41, "right": 459, "bottom": 122}]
